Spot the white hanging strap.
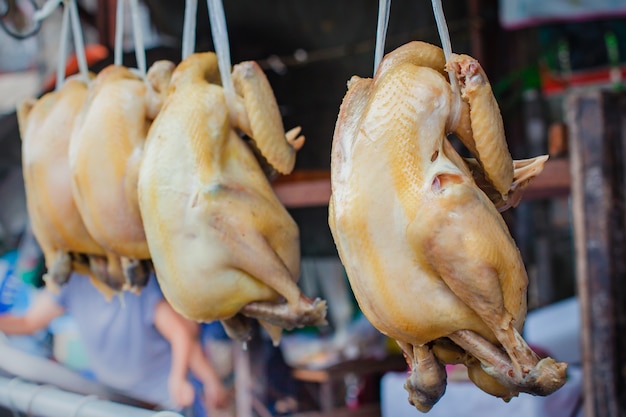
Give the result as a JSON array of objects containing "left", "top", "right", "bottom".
[
  {"left": 182, "top": 0, "right": 198, "bottom": 60},
  {"left": 114, "top": 0, "right": 124, "bottom": 66},
  {"left": 36, "top": 0, "right": 89, "bottom": 89},
  {"left": 55, "top": 2, "right": 70, "bottom": 90},
  {"left": 431, "top": 0, "right": 461, "bottom": 129},
  {"left": 32, "top": 0, "right": 66, "bottom": 90},
  {"left": 207, "top": 0, "right": 236, "bottom": 112},
  {"left": 431, "top": 0, "right": 452, "bottom": 63},
  {"left": 68, "top": 0, "right": 88, "bottom": 81},
  {"left": 113, "top": 0, "right": 147, "bottom": 78},
  {"left": 129, "top": 0, "right": 147, "bottom": 78},
  {"left": 373, "top": 0, "right": 391, "bottom": 75}
]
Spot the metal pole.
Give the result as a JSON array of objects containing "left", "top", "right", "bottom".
[
  {"left": 234, "top": 343, "right": 252, "bottom": 417},
  {"left": 0, "top": 376, "right": 183, "bottom": 417}
]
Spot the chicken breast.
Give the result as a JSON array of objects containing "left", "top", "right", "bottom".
[
  {"left": 69, "top": 61, "right": 174, "bottom": 290},
  {"left": 138, "top": 52, "right": 326, "bottom": 344},
  {"left": 328, "top": 42, "right": 566, "bottom": 411}
]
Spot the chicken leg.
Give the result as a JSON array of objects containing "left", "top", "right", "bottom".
[{"left": 397, "top": 341, "right": 447, "bottom": 412}]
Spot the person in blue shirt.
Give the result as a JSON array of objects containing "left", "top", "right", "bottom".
[{"left": 0, "top": 272, "right": 228, "bottom": 414}]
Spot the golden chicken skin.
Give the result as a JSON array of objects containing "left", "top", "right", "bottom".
[
  {"left": 69, "top": 61, "right": 175, "bottom": 291},
  {"left": 19, "top": 76, "right": 126, "bottom": 294},
  {"left": 328, "top": 41, "right": 565, "bottom": 412},
  {"left": 137, "top": 52, "right": 325, "bottom": 344}
]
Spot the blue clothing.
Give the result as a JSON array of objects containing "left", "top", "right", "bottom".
[
  {"left": 200, "top": 321, "right": 229, "bottom": 342},
  {"left": 50, "top": 275, "right": 177, "bottom": 410}
]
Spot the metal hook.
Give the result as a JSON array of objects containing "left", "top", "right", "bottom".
[{"left": 0, "top": 0, "right": 41, "bottom": 40}]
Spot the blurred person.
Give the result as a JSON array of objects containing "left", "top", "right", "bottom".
[{"left": 0, "top": 272, "right": 228, "bottom": 415}]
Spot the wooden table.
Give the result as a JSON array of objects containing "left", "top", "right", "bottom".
[{"left": 290, "top": 354, "right": 407, "bottom": 417}]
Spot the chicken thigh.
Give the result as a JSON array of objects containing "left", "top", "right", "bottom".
[
  {"left": 138, "top": 52, "right": 326, "bottom": 343},
  {"left": 328, "top": 42, "right": 566, "bottom": 412},
  {"left": 69, "top": 61, "right": 174, "bottom": 290},
  {"left": 18, "top": 77, "right": 126, "bottom": 293}
]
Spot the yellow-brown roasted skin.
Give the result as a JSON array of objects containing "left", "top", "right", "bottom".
[
  {"left": 329, "top": 42, "right": 566, "bottom": 412},
  {"left": 138, "top": 52, "right": 326, "bottom": 344},
  {"left": 69, "top": 62, "right": 174, "bottom": 290},
  {"left": 18, "top": 78, "right": 126, "bottom": 294}
]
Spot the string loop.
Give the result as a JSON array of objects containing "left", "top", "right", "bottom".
[
  {"left": 431, "top": 0, "right": 461, "bottom": 131},
  {"left": 182, "top": 0, "right": 198, "bottom": 60},
  {"left": 373, "top": 0, "right": 391, "bottom": 75},
  {"left": 114, "top": 0, "right": 147, "bottom": 79},
  {"left": 207, "top": 0, "right": 236, "bottom": 113},
  {"left": 68, "top": 0, "right": 88, "bottom": 81},
  {"left": 36, "top": 0, "right": 88, "bottom": 90},
  {"left": 55, "top": 1, "right": 70, "bottom": 90}
]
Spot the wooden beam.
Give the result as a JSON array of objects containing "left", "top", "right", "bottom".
[
  {"left": 567, "top": 90, "right": 626, "bottom": 417},
  {"left": 96, "top": 0, "right": 117, "bottom": 49},
  {"left": 522, "top": 157, "right": 571, "bottom": 200},
  {"left": 467, "top": 0, "right": 484, "bottom": 64},
  {"left": 273, "top": 159, "right": 571, "bottom": 209},
  {"left": 273, "top": 170, "right": 331, "bottom": 209}
]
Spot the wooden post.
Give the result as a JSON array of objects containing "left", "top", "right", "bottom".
[
  {"left": 96, "top": 0, "right": 117, "bottom": 50},
  {"left": 567, "top": 89, "right": 626, "bottom": 417}
]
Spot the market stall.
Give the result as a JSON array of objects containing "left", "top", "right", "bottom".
[{"left": 1, "top": 0, "right": 625, "bottom": 416}]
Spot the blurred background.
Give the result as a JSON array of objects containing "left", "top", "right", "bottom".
[{"left": 1, "top": 1, "right": 626, "bottom": 416}]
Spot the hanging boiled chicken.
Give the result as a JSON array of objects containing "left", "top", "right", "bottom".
[
  {"left": 137, "top": 52, "right": 326, "bottom": 343},
  {"left": 328, "top": 41, "right": 566, "bottom": 412},
  {"left": 68, "top": 60, "right": 175, "bottom": 292},
  {"left": 18, "top": 76, "right": 128, "bottom": 295}
]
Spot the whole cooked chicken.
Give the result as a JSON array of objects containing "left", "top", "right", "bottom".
[
  {"left": 18, "top": 77, "right": 127, "bottom": 294},
  {"left": 138, "top": 52, "right": 326, "bottom": 343},
  {"left": 69, "top": 61, "right": 174, "bottom": 290},
  {"left": 328, "top": 41, "right": 566, "bottom": 412}
]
